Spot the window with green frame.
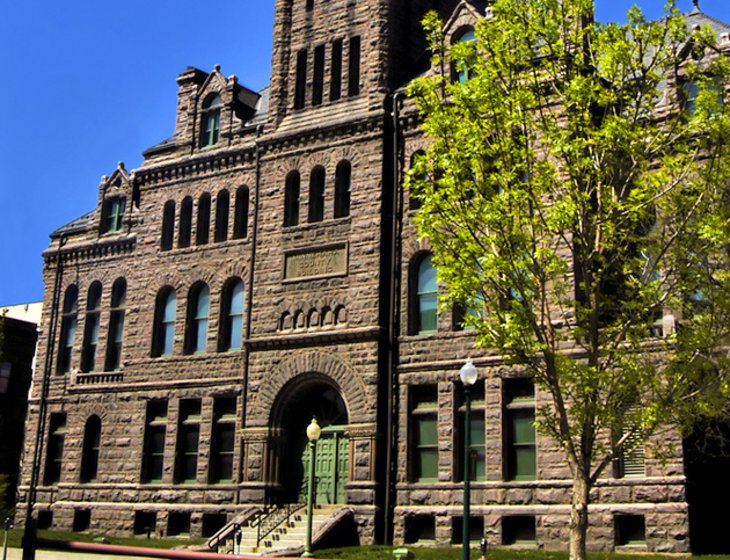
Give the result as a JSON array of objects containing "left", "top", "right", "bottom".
[
  {"left": 210, "top": 396, "right": 236, "bottom": 483},
  {"left": 412, "top": 254, "right": 437, "bottom": 334},
  {"left": 175, "top": 399, "right": 201, "bottom": 483},
  {"left": 142, "top": 400, "right": 167, "bottom": 483},
  {"left": 504, "top": 378, "right": 536, "bottom": 481},
  {"left": 44, "top": 413, "right": 66, "bottom": 485},
  {"left": 102, "top": 197, "right": 126, "bottom": 233},
  {"left": 410, "top": 385, "right": 439, "bottom": 482},
  {"left": 200, "top": 94, "right": 222, "bottom": 147},
  {"left": 455, "top": 381, "right": 485, "bottom": 482}
]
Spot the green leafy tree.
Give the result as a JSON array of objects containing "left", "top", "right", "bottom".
[{"left": 407, "top": 1, "right": 730, "bottom": 558}]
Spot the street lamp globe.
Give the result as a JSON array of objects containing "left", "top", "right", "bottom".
[
  {"left": 459, "top": 358, "right": 478, "bottom": 386},
  {"left": 306, "top": 417, "right": 322, "bottom": 442}
]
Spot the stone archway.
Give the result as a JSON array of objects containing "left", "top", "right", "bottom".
[{"left": 268, "top": 374, "right": 350, "bottom": 504}]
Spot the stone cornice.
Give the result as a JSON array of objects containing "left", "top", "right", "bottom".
[
  {"left": 136, "top": 149, "right": 257, "bottom": 188},
  {"left": 42, "top": 234, "right": 136, "bottom": 265},
  {"left": 248, "top": 326, "right": 382, "bottom": 350}
]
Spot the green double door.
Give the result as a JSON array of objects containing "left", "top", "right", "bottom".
[{"left": 299, "top": 426, "right": 349, "bottom": 505}]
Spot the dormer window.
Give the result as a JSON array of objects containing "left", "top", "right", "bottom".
[
  {"left": 201, "top": 94, "right": 222, "bottom": 147},
  {"left": 102, "top": 197, "right": 126, "bottom": 233}
]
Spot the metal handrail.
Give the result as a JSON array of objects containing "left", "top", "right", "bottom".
[{"left": 256, "top": 502, "right": 306, "bottom": 549}]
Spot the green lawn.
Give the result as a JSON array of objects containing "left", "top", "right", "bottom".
[
  {"left": 4, "top": 530, "right": 730, "bottom": 560},
  {"left": 3, "top": 528, "right": 206, "bottom": 550},
  {"left": 315, "top": 547, "right": 730, "bottom": 560}
]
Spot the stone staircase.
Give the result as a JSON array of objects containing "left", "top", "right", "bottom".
[{"left": 209, "top": 504, "right": 350, "bottom": 557}]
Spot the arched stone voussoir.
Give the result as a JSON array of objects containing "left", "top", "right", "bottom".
[{"left": 251, "top": 350, "right": 371, "bottom": 426}]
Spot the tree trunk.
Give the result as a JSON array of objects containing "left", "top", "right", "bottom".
[{"left": 568, "top": 474, "right": 591, "bottom": 560}]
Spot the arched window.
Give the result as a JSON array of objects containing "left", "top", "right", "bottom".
[
  {"left": 197, "top": 193, "right": 211, "bottom": 245},
  {"left": 215, "top": 190, "right": 230, "bottom": 242},
  {"left": 152, "top": 288, "right": 176, "bottom": 357},
  {"left": 453, "top": 27, "right": 476, "bottom": 84},
  {"left": 308, "top": 166, "right": 326, "bottom": 223},
  {"left": 105, "top": 278, "right": 126, "bottom": 371},
  {"left": 58, "top": 285, "right": 78, "bottom": 374},
  {"left": 284, "top": 171, "right": 300, "bottom": 227},
  {"left": 185, "top": 283, "right": 210, "bottom": 354},
  {"left": 80, "top": 282, "right": 102, "bottom": 373},
  {"left": 80, "top": 416, "right": 101, "bottom": 483},
  {"left": 334, "top": 160, "right": 351, "bottom": 218},
  {"left": 233, "top": 186, "right": 249, "bottom": 239},
  {"left": 411, "top": 255, "right": 438, "bottom": 334},
  {"left": 179, "top": 196, "right": 193, "bottom": 248},
  {"left": 200, "top": 94, "right": 222, "bottom": 147},
  {"left": 220, "top": 279, "right": 244, "bottom": 351},
  {"left": 161, "top": 200, "right": 175, "bottom": 251}
]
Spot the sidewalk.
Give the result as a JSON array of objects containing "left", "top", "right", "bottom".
[{"left": 6, "top": 549, "right": 150, "bottom": 560}]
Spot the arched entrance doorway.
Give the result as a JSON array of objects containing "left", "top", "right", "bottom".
[{"left": 270, "top": 375, "right": 349, "bottom": 505}]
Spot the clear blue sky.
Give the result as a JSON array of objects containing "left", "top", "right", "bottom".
[{"left": 1, "top": 0, "right": 728, "bottom": 306}]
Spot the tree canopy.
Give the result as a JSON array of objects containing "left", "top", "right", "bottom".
[{"left": 406, "top": 0, "right": 730, "bottom": 557}]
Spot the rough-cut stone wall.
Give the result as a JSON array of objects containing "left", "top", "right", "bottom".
[{"left": 15, "top": 0, "right": 714, "bottom": 552}]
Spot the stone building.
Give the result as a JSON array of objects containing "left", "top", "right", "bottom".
[
  {"left": 16, "top": 0, "right": 730, "bottom": 554},
  {"left": 0, "top": 311, "right": 39, "bottom": 520}
]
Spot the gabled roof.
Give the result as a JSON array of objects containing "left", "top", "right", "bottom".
[
  {"left": 685, "top": 3, "right": 730, "bottom": 36},
  {"left": 51, "top": 210, "right": 93, "bottom": 238},
  {"left": 246, "top": 86, "right": 269, "bottom": 128}
]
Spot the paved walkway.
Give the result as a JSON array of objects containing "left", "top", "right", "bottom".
[{"left": 5, "top": 549, "right": 150, "bottom": 560}]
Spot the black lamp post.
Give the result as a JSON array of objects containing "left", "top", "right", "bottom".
[
  {"left": 302, "top": 417, "right": 321, "bottom": 558},
  {"left": 459, "top": 358, "right": 478, "bottom": 560}
]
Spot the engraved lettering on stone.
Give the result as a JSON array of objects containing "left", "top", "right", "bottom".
[{"left": 285, "top": 247, "right": 347, "bottom": 280}]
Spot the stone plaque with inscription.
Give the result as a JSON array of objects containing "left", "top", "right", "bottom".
[{"left": 284, "top": 245, "right": 348, "bottom": 281}]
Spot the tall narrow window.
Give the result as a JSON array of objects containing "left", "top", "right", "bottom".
[
  {"left": 215, "top": 190, "right": 230, "bottom": 242},
  {"left": 80, "top": 415, "right": 101, "bottom": 483},
  {"left": 200, "top": 94, "right": 222, "bottom": 147},
  {"left": 330, "top": 39, "right": 343, "bottom": 102},
  {"left": 412, "top": 255, "right": 437, "bottom": 334},
  {"left": 142, "top": 401, "right": 167, "bottom": 483},
  {"left": 334, "top": 160, "right": 351, "bottom": 218},
  {"left": 312, "top": 44, "right": 325, "bottom": 106},
  {"left": 308, "top": 166, "right": 326, "bottom": 222},
  {"left": 410, "top": 386, "right": 438, "bottom": 482},
  {"left": 284, "top": 171, "right": 300, "bottom": 227},
  {"left": 80, "top": 282, "right": 102, "bottom": 373},
  {"left": 152, "top": 288, "right": 176, "bottom": 357},
  {"left": 102, "top": 197, "right": 126, "bottom": 233},
  {"left": 179, "top": 197, "right": 193, "bottom": 248},
  {"left": 455, "top": 381, "right": 486, "bottom": 481},
  {"left": 233, "top": 186, "right": 249, "bottom": 239},
  {"left": 306, "top": 0, "right": 313, "bottom": 11},
  {"left": 210, "top": 396, "right": 236, "bottom": 483},
  {"left": 409, "top": 150, "right": 426, "bottom": 211},
  {"left": 44, "top": 413, "right": 66, "bottom": 485},
  {"left": 348, "top": 36, "right": 361, "bottom": 97},
  {"left": 504, "top": 378, "right": 536, "bottom": 481},
  {"left": 197, "top": 193, "right": 211, "bottom": 245},
  {"left": 615, "top": 404, "right": 645, "bottom": 478},
  {"left": 105, "top": 278, "right": 126, "bottom": 371},
  {"left": 220, "top": 279, "right": 244, "bottom": 351},
  {"left": 175, "top": 399, "right": 201, "bottom": 484},
  {"left": 294, "top": 49, "right": 308, "bottom": 110},
  {"left": 161, "top": 200, "right": 175, "bottom": 251},
  {"left": 58, "top": 285, "right": 78, "bottom": 374},
  {"left": 185, "top": 284, "right": 209, "bottom": 354}
]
